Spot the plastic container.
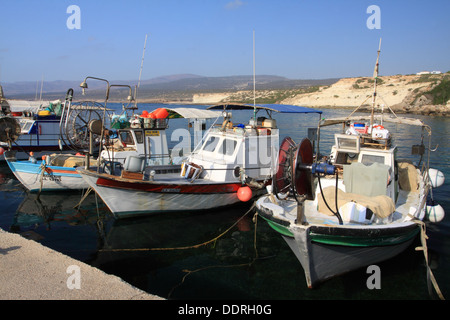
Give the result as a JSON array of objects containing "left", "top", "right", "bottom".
[
  {"left": 262, "top": 119, "right": 276, "bottom": 128},
  {"left": 123, "top": 156, "right": 145, "bottom": 173},
  {"left": 340, "top": 201, "right": 372, "bottom": 224},
  {"left": 353, "top": 122, "right": 367, "bottom": 134}
]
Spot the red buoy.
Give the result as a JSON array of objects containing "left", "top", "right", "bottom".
[
  {"left": 0, "top": 147, "right": 5, "bottom": 156},
  {"left": 237, "top": 186, "right": 252, "bottom": 202}
]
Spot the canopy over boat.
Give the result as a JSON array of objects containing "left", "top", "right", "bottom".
[
  {"left": 207, "top": 103, "right": 322, "bottom": 115},
  {"left": 1, "top": 99, "right": 57, "bottom": 113},
  {"left": 165, "top": 107, "right": 221, "bottom": 119},
  {"left": 319, "top": 114, "right": 426, "bottom": 128}
]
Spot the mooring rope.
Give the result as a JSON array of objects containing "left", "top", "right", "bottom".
[
  {"left": 36, "top": 161, "right": 48, "bottom": 200},
  {"left": 415, "top": 220, "right": 445, "bottom": 300},
  {"left": 168, "top": 207, "right": 261, "bottom": 298},
  {"left": 100, "top": 202, "right": 256, "bottom": 252},
  {"left": 99, "top": 202, "right": 260, "bottom": 298}
]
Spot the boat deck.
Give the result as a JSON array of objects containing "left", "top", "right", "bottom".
[
  {"left": 259, "top": 185, "right": 423, "bottom": 228},
  {"left": 81, "top": 167, "right": 241, "bottom": 186},
  {"left": 151, "top": 172, "right": 228, "bottom": 185}
]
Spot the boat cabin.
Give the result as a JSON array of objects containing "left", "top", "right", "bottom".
[
  {"left": 186, "top": 117, "right": 279, "bottom": 183},
  {"left": 329, "top": 131, "right": 398, "bottom": 202},
  {"left": 104, "top": 126, "right": 171, "bottom": 166},
  {"left": 0, "top": 101, "right": 66, "bottom": 158},
  {"left": 182, "top": 104, "right": 323, "bottom": 184},
  {"left": 100, "top": 107, "right": 221, "bottom": 171}
]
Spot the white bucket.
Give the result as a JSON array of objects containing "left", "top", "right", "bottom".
[
  {"left": 340, "top": 201, "right": 372, "bottom": 224},
  {"left": 123, "top": 156, "right": 145, "bottom": 172}
]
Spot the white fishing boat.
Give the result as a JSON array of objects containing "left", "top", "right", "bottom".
[
  {"left": 255, "top": 42, "right": 446, "bottom": 290},
  {"left": 4, "top": 106, "right": 220, "bottom": 192},
  {"left": 76, "top": 104, "right": 323, "bottom": 218}
]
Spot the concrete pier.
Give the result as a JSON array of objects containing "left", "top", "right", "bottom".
[{"left": 0, "top": 228, "right": 164, "bottom": 300}]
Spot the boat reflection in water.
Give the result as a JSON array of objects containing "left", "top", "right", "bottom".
[
  {"left": 11, "top": 191, "right": 111, "bottom": 240},
  {"left": 11, "top": 189, "right": 274, "bottom": 299}
]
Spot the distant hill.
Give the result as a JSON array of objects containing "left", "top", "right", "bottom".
[
  {"left": 0, "top": 74, "right": 339, "bottom": 102},
  {"left": 191, "top": 73, "right": 450, "bottom": 116},
  {"left": 280, "top": 73, "right": 450, "bottom": 116}
]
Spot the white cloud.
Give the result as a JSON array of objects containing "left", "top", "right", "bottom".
[{"left": 225, "top": 0, "right": 244, "bottom": 10}]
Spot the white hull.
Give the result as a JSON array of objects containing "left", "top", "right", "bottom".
[
  {"left": 13, "top": 170, "right": 87, "bottom": 192},
  {"left": 80, "top": 172, "right": 249, "bottom": 218},
  {"left": 281, "top": 227, "right": 416, "bottom": 288},
  {"left": 6, "top": 158, "right": 88, "bottom": 192}
]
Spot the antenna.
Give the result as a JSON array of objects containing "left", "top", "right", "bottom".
[
  {"left": 39, "top": 74, "right": 44, "bottom": 101},
  {"left": 370, "top": 37, "right": 382, "bottom": 127},
  {"left": 136, "top": 33, "right": 148, "bottom": 104},
  {"left": 253, "top": 30, "right": 256, "bottom": 122},
  {"left": 35, "top": 80, "right": 39, "bottom": 100}
]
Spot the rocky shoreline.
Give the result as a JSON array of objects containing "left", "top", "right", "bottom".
[{"left": 190, "top": 73, "right": 450, "bottom": 116}]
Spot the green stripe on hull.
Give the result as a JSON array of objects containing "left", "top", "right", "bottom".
[
  {"left": 260, "top": 215, "right": 294, "bottom": 237},
  {"left": 309, "top": 227, "right": 420, "bottom": 247},
  {"left": 260, "top": 215, "right": 420, "bottom": 247}
]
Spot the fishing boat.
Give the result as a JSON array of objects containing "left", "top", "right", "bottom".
[
  {"left": 3, "top": 106, "right": 220, "bottom": 192},
  {"left": 255, "top": 42, "right": 446, "bottom": 288},
  {"left": 1, "top": 85, "right": 110, "bottom": 192},
  {"left": 0, "top": 100, "right": 72, "bottom": 160},
  {"left": 76, "top": 104, "right": 322, "bottom": 218},
  {"left": 0, "top": 85, "right": 75, "bottom": 160}
]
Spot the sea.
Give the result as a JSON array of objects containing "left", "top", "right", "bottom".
[{"left": 0, "top": 103, "right": 449, "bottom": 301}]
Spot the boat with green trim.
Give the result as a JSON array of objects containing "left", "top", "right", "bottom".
[
  {"left": 255, "top": 43, "right": 445, "bottom": 288},
  {"left": 256, "top": 112, "right": 445, "bottom": 288}
]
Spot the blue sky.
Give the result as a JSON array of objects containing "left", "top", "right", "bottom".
[{"left": 0, "top": 0, "right": 449, "bottom": 83}]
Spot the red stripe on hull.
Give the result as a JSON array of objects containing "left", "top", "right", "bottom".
[
  {"left": 10, "top": 146, "right": 72, "bottom": 152},
  {"left": 95, "top": 177, "right": 242, "bottom": 194},
  {"left": 44, "top": 168, "right": 77, "bottom": 175}
]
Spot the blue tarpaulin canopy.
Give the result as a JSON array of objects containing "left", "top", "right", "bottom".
[{"left": 207, "top": 103, "right": 322, "bottom": 114}]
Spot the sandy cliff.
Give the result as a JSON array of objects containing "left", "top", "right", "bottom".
[
  {"left": 281, "top": 74, "right": 449, "bottom": 116},
  {"left": 192, "top": 73, "right": 449, "bottom": 116}
]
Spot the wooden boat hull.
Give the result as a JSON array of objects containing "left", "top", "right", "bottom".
[
  {"left": 281, "top": 230, "right": 417, "bottom": 288},
  {"left": 257, "top": 197, "right": 422, "bottom": 288},
  {"left": 78, "top": 168, "right": 264, "bottom": 218},
  {"left": 6, "top": 160, "right": 87, "bottom": 192}
]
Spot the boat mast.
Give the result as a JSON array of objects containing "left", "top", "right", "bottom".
[
  {"left": 370, "top": 38, "right": 382, "bottom": 128},
  {"left": 253, "top": 30, "right": 257, "bottom": 124},
  {"left": 39, "top": 74, "right": 44, "bottom": 101},
  {"left": 135, "top": 33, "right": 148, "bottom": 107}
]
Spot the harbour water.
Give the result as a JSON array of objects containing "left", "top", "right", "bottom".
[{"left": 0, "top": 104, "right": 449, "bottom": 300}]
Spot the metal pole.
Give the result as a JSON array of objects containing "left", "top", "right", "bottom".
[{"left": 253, "top": 30, "right": 256, "bottom": 123}]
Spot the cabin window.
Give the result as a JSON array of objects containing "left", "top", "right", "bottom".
[
  {"left": 21, "top": 121, "right": 34, "bottom": 133},
  {"left": 202, "top": 136, "right": 220, "bottom": 152},
  {"left": 218, "top": 139, "right": 237, "bottom": 156},
  {"left": 361, "top": 154, "right": 385, "bottom": 165},
  {"left": 335, "top": 134, "right": 360, "bottom": 153},
  {"left": 119, "top": 131, "right": 134, "bottom": 145},
  {"left": 134, "top": 130, "right": 143, "bottom": 144}
]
